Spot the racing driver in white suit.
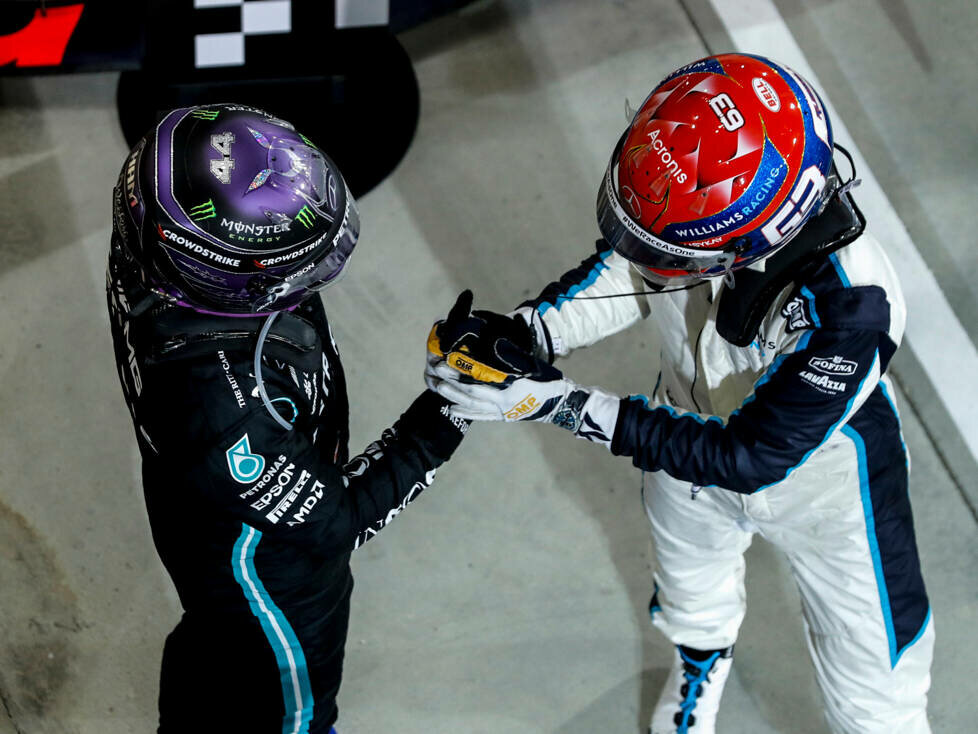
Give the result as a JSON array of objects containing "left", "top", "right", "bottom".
[{"left": 427, "top": 54, "right": 933, "bottom": 734}]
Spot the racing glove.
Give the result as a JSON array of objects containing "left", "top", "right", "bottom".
[
  {"left": 428, "top": 339, "right": 621, "bottom": 447},
  {"left": 426, "top": 290, "right": 537, "bottom": 390}
]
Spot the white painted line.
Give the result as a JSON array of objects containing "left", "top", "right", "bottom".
[{"left": 708, "top": 0, "right": 978, "bottom": 462}]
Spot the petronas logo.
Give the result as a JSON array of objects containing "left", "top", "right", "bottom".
[
  {"left": 189, "top": 199, "right": 217, "bottom": 220},
  {"left": 226, "top": 434, "right": 265, "bottom": 484},
  {"left": 191, "top": 109, "right": 220, "bottom": 120},
  {"left": 295, "top": 205, "right": 315, "bottom": 229}
]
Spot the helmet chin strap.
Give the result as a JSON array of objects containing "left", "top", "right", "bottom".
[
  {"left": 254, "top": 281, "right": 292, "bottom": 313},
  {"left": 550, "top": 278, "right": 709, "bottom": 303},
  {"left": 546, "top": 246, "right": 741, "bottom": 303},
  {"left": 718, "top": 251, "right": 738, "bottom": 290}
]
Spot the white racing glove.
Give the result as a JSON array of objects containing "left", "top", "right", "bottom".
[{"left": 428, "top": 339, "right": 621, "bottom": 447}]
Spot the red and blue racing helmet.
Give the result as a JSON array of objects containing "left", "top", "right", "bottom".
[{"left": 597, "top": 53, "right": 836, "bottom": 287}]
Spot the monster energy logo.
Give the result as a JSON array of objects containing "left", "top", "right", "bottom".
[
  {"left": 191, "top": 109, "right": 220, "bottom": 121},
  {"left": 294, "top": 205, "right": 315, "bottom": 229},
  {"left": 189, "top": 199, "right": 217, "bottom": 220}
]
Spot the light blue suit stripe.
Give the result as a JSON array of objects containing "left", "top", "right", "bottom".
[
  {"left": 232, "top": 524, "right": 314, "bottom": 734},
  {"left": 875, "top": 381, "right": 930, "bottom": 663},
  {"left": 629, "top": 394, "right": 650, "bottom": 408},
  {"left": 629, "top": 393, "right": 724, "bottom": 424},
  {"left": 878, "top": 380, "right": 909, "bottom": 465},
  {"left": 537, "top": 250, "right": 614, "bottom": 315},
  {"left": 800, "top": 285, "right": 821, "bottom": 327},
  {"left": 648, "top": 581, "right": 662, "bottom": 616},
  {"left": 738, "top": 331, "right": 814, "bottom": 414},
  {"left": 829, "top": 252, "right": 851, "bottom": 287},
  {"left": 841, "top": 425, "right": 899, "bottom": 668}
]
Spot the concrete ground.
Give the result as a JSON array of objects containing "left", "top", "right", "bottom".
[{"left": 0, "top": 1, "right": 974, "bottom": 732}]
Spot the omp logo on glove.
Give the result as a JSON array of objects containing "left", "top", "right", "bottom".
[
  {"left": 428, "top": 323, "right": 510, "bottom": 385},
  {"left": 505, "top": 395, "right": 539, "bottom": 420},
  {"left": 447, "top": 349, "right": 509, "bottom": 385}
]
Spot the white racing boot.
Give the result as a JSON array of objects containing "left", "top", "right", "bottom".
[{"left": 650, "top": 645, "right": 734, "bottom": 734}]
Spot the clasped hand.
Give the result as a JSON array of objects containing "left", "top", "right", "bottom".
[{"left": 425, "top": 291, "right": 589, "bottom": 430}]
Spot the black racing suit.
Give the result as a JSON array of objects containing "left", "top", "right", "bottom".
[{"left": 107, "top": 246, "right": 467, "bottom": 733}]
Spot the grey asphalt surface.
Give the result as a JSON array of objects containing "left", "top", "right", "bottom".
[{"left": 0, "top": 1, "right": 974, "bottom": 732}]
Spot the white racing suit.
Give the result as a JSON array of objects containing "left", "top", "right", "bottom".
[{"left": 516, "top": 233, "right": 933, "bottom": 733}]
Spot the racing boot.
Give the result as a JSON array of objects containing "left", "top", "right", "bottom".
[{"left": 649, "top": 644, "right": 733, "bottom": 734}]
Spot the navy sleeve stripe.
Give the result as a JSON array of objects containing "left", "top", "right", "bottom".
[
  {"left": 734, "top": 331, "right": 814, "bottom": 415},
  {"left": 630, "top": 393, "right": 725, "bottom": 428},
  {"left": 612, "top": 328, "right": 883, "bottom": 493},
  {"left": 841, "top": 423, "right": 930, "bottom": 667}
]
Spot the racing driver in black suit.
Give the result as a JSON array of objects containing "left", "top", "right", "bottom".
[{"left": 106, "top": 103, "right": 469, "bottom": 733}]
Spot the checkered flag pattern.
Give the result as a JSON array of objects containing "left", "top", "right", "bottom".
[{"left": 194, "top": 0, "right": 389, "bottom": 68}]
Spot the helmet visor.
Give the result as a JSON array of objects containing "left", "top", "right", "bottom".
[
  {"left": 268, "top": 140, "right": 338, "bottom": 212},
  {"left": 596, "top": 130, "right": 734, "bottom": 276},
  {"left": 253, "top": 189, "right": 361, "bottom": 312},
  {"left": 635, "top": 265, "right": 707, "bottom": 290},
  {"left": 285, "top": 195, "right": 360, "bottom": 291}
]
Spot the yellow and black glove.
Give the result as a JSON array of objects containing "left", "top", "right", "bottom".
[
  {"left": 426, "top": 291, "right": 620, "bottom": 441},
  {"left": 426, "top": 290, "right": 538, "bottom": 389}
]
